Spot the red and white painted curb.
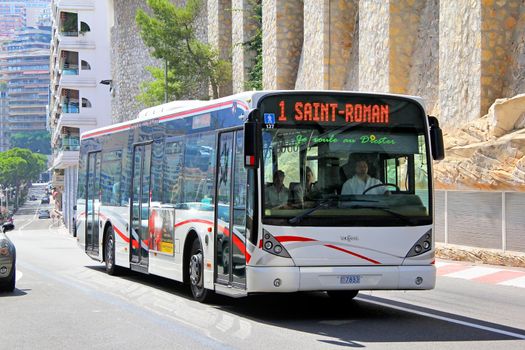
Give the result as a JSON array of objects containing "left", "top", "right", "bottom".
[{"left": 436, "top": 260, "right": 525, "bottom": 289}]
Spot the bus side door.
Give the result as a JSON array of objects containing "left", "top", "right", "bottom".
[
  {"left": 130, "top": 142, "right": 152, "bottom": 271},
  {"left": 215, "top": 130, "right": 247, "bottom": 289},
  {"left": 86, "top": 151, "right": 101, "bottom": 257}
]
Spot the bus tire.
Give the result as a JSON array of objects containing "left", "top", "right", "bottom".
[
  {"left": 104, "top": 226, "right": 121, "bottom": 276},
  {"left": 327, "top": 290, "right": 359, "bottom": 300},
  {"left": 189, "top": 238, "right": 212, "bottom": 303}
]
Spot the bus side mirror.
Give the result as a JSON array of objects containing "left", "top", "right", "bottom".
[
  {"left": 428, "top": 116, "right": 445, "bottom": 160},
  {"left": 244, "top": 120, "right": 259, "bottom": 169}
]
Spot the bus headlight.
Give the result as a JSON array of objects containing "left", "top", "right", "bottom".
[
  {"left": 406, "top": 229, "right": 433, "bottom": 257},
  {"left": 262, "top": 229, "right": 291, "bottom": 258}
]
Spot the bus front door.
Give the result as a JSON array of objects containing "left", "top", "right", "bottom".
[
  {"left": 130, "top": 142, "right": 152, "bottom": 272},
  {"left": 85, "top": 151, "right": 101, "bottom": 257},
  {"left": 216, "top": 130, "right": 247, "bottom": 289}
]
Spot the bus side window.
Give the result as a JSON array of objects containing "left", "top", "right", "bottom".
[{"left": 162, "top": 140, "right": 184, "bottom": 204}]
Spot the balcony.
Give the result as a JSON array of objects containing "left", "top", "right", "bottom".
[
  {"left": 52, "top": 147, "right": 79, "bottom": 169},
  {"left": 56, "top": 0, "right": 95, "bottom": 11}
]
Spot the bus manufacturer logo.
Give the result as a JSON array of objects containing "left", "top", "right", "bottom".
[{"left": 341, "top": 235, "right": 359, "bottom": 242}]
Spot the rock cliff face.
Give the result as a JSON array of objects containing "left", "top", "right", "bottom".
[{"left": 434, "top": 94, "right": 525, "bottom": 191}]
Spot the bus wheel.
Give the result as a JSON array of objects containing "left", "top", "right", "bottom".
[
  {"left": 104, "top": 226, "right": 120, "bottom": 276},
  {"left": 189, "top": 239, "right": 212, "bottom": 302},
  {"left": 327, "top": 290, "right": 359, "bottom": 300}
]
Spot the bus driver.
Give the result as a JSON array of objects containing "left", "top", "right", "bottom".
[
  {"left": 341, "top": 159, "right": 389, "bottom": 195},
  {"left": 265, "top": 170, "right": 289, "bottom": 208}
]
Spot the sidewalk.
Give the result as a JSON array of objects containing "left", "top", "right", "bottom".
[
  {"left": 436, "top": 259, "right": 525, "bottom": 289},
  {"left": 436, "top": 243, "right": 525, "bottom": 269}
]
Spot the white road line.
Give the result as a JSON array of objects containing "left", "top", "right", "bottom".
[
  {"left": 16, "top": 270, "right": 23, "bottom": 282},
  {"left": 499, "top": 275, "right": 525, "bottom": 289},
  {"left": 444, "top": 267, "right": 500, "bottom": 279},
  {"left": 357, "top": 297, "right": 525, "bottom": 340}
]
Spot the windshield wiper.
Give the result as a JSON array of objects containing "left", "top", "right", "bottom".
[
  {"left": 346, "top": 204, "right": 416, "bottom": 225},
  {"left": 288, "top": 198, "right": 333, "bottom": 225},
  {"left": 288, "top": 196, "right": 379, "bottom": 225}
]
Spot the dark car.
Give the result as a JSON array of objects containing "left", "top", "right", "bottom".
[
  {"left": 41, "top": 196, "right": 50, "bottom": 204},
  {"left": 30, "top": 195, "right": 37, "bottom": 201},
  {"left": 38, "top": 209, "right": 51, "bottom": 219},
  {"left": 0, "top": 221, "right": 16, "bottom": 292}
]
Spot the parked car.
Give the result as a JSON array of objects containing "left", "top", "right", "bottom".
[
  {"left": 41, "top": 196, "right": 50, "bottom": 204},
  {"left": 0, "top": 221, "right": 16, "bottom": 293},
  {"left": 30, "top": 195, "right": 37, "bottom": 201},
  {"left": 38, "top": 209, "right": 51, "bottom": 219}
]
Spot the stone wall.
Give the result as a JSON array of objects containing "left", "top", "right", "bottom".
[
  {"left": 111, "top": 0, "right": 160, "bottom": 123},
  {"left": 231, "top": 0, "right": 258, "bottom": 93},
  {"left": 109, "top": 1, "right": 525, "bottom": 193},
  {"left": 358, "top": 0, "right": 389, "bottom": 92},
  {"left": 262, "top": 0, "right": 303, "bottom": 90}
]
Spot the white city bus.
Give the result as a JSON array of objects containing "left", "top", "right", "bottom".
[{"left": 76, "top": 90, "right": 444, "bottom": 302}]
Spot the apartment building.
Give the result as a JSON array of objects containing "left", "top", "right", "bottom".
[{"left": 49, "top": 0, "right": 112, "bottom": 233}]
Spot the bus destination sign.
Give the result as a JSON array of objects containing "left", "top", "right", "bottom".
[{"left": 273, "top": 99, "right": 389, "bottom": 125}]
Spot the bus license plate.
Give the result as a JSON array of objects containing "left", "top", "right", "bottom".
[{"left": 340, "top": 275, "right": 360, "bottom": 284}]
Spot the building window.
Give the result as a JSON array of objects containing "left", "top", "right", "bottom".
[
  {"left": 80, "top": 22, "right": 91, "bottom": 34},
  {"left": 81, "top": 60, "right": 91, "bottom": 70},
  {"left": 82, "top": 98, "right": 92, "bottom": 108}
]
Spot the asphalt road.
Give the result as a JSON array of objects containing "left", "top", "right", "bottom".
[{"left": 1, "top": 199, "right": 524, "bottom": 349}]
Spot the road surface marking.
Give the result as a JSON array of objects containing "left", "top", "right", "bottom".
[
  {"left": 358, "top": 296, "right": 525, "bottom": 340},
  {"left": 499, "top": 275, "right": 525, "bottom": 289},
  {"left": 437, "top": 260, "right": 525, "bottom": 289},
  {"left": 445, "top": 266, "right": 500, "bottom": 279}
]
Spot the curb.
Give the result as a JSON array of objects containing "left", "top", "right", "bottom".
[{"left": 436, "top": 243, "right": 525, "bottom": 269}]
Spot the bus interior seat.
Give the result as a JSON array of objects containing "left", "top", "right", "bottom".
[{"left": 288, "top": 182, "right": 302, "bottom": 204}]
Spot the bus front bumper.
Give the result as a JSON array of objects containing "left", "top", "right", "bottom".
[{"left": 246, "top": 265, "right": 436, "bottom": 293}]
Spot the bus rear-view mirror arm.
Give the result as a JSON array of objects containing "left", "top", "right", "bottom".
[
  {"left": 244, "top": 109, "right": 260, "bottom": 169},
  {"left": 428, "top": 116, "right": 445, "bottom": 161}
]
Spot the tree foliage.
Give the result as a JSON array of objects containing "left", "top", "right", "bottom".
[
  {"left": 0, "top": 148, "right": 47, "bottom": 189},
  {"left": 10, "top": 131, "right": 51, "bottom": 154},
  {"left": 136, "top": 0, "right": 232, "bottom": 105},
  {"left": 243, "top": 0, "right": 262, "bottom": 90}
]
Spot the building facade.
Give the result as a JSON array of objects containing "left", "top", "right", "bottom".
[
  {"left": 49, "top": 0, "right": 112, "bottom": 233},
  {"left": 1, "top": 26, "right": 51, "bottom": 136},
  {"left": 0, "top": 88, "right": 8, "bottom": 152}
]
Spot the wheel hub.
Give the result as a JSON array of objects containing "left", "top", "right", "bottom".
[{"left": 189, "top": 253, "right": 202, "bottom": 285}]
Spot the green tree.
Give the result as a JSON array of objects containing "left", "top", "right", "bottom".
[
  {"left": 243, "top": 0, "right": 262, "bottom": 90},
  {"left": 136, "top": 0, "right": 232, "bottom": 105},
  {"left": 0, "top": 148, "right": 47, "bottom": 209},
  {"left": 10, "top": 131, "right": 51, "bottom": 154}
]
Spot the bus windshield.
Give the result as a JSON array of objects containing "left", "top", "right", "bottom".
[{"left": 259, "top": 93, "right": 431, "bottom": 226}]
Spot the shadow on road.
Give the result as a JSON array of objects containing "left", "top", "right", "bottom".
[{"left": 84, "top": 264, "right": 525, "bottom": 344}]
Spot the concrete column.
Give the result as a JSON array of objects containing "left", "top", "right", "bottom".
[
  {"left": 389, "top": 0, "right": 428, "bottom": 95},
  {"left": 439, "top": 0, "right": 481, "bottom": 125},
  {"left": 295, "top": 0, "right": 358, "bottom": 90},
  {"left": 502, "top": 2, "right": 525, "bottom": 97},
  {"left": 262, "top": 0, "right": 303, "bottom": 90},
  {"left": 481, "top": 0, "right": 521, "bottom": 112},
  {"left": 231, "top": 0, "right": 258, "bottom": 93},
  {"left": 208, "top": 0, "right": 233, "bottom": 96}
]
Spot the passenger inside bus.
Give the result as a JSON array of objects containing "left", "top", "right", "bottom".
[
  {"left": 289, "top": 166, "right": 319, "bottom": 206},
  {"left": 265, "top": 170, "right": 289, "bottom": 208},
  {"left": 341, "top": 159, "right": 389, "bottom": 195}
]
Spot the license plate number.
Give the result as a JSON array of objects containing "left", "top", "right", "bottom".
[{"left": 340, "top": 275, "right": 361, "bottom": 284}]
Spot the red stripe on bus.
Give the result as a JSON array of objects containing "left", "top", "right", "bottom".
[
  {"left": 324, "top": 244, "right": 381, "bottom": 265},
  {"left": 275, "top": 236, "right": 317, "bottom": 243},
  {"left": 82, "top": 124, "right": 131, "bottom": 139},
  {"left": 174, "top": 218, "right": 251, "bottom": 263},
  {"left": 114, "top": 225, "right": 129, "bottom": 243},
  {"left": 82, "top": 100, "right": 249, "bottom": 140}
]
